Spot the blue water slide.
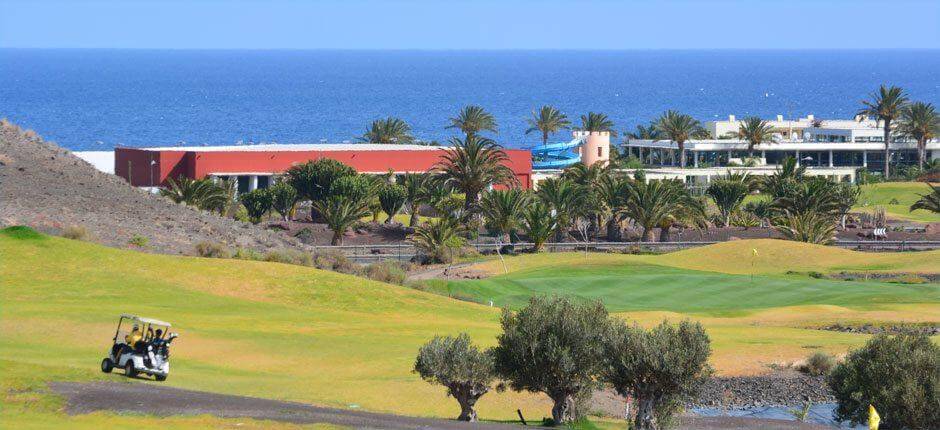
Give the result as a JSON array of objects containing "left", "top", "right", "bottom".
[{"left": 531, "top": 137, "right": 583, "bottom": 170}]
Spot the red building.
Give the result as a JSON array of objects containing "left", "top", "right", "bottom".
[{"left": 115, "top": 143, "right": 532, "bottom": 192}]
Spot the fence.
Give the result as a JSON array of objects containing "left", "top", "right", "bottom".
[{"left": 313, "top": 240, "right": 940, "bottom": 263}]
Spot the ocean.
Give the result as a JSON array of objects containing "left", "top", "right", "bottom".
[{"left": 1, "top": 49, "right": 938, "bottom": 151}]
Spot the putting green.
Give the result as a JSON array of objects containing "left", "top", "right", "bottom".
[{"left": 855, "top": 182, "right": 939, "bottom": 222}]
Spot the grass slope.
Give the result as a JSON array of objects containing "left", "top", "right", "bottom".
[
  {"left": 856, "top": 182, "right": 939, "bottom": 222},
  {"left": 0, "top": 227, "right": 545, "bottom": 427}
]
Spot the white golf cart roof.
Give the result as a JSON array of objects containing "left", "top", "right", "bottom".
[{"left": 121, "top": 314, "right": 171, "bottom": 327}]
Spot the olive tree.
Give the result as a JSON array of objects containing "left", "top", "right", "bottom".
[
  {"left": 285, "top": 159, "right": 356, "bottom": 220},
  {"left": 413, "top": 333, "right": 495, "bottom": 422},
  {"left": 828, "top": 333, "right": 939, "bottom": 429},
  {"left": 492, "top": 296, "right": 609, "bottom": 424},
  {"left": 602, "top": 319, "right": 712, "bottom": 430}
]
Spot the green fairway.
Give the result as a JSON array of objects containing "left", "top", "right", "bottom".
[
  {"left": 3, "top": 227, "right": 938, "bottom": 428},
  {"left": 426, "top": 261, "right": 940, "bottom": 314},
  {"left": 855, "top": 182, "right": 939, "bottom": 222}
]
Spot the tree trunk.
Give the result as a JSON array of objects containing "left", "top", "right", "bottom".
[
  {"left": 634, "top": 396, "right": 657, "bottom": 430},
  {"left": 659, "top": 224, "right": 671, "bottom": 242},
  {"left": 642, "top": 226, "right": 656, "bottom": 242},
  {"left": 550, "top": 393, "right": 576, "bottom": 425},
  {"left": 606, "top": 218, "right": 622, "bottom": 241},
  {"left": 678, "top": 141, "right": 687, "bottom": 168},
  {"left": 883, "top": 122, "right": 891, "bottom": 178},
  {"left": 331, "top": 230, "right": 343, "bottom": 246},
  {"left": 409, "top": 208, "right": 419, "bottom": 227},
  {"left": 918, "top": 139, "right": 926, "bottom": 170},
  {"left": 456, "top": 396, "right": 479, "bottom": 422}
]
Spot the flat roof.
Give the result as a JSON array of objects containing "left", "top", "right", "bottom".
[{"left": 136, "top": 143, "right": 451, "bottom": 152}]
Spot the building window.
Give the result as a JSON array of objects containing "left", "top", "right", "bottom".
[{"left": 597, "top": 147, "right": 603, "bottom": 157}]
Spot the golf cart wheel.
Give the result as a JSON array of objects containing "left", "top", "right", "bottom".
[
  {"left": 154, "top": 374, "right": 167, "bottom": 382},
  {"left": 124, "top": 361, "right": 137, "bottom": 378},
  {"left": 100, "top": 358, "right": 113, "bottom": 373}
]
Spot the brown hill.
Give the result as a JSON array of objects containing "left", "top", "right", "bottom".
[{"left": 0, "top": 120, "right": 302, "bottom": 254}]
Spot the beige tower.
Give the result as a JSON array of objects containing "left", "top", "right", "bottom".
[{"left": 574, "top": 130, "right": 610, "bottom": 167}]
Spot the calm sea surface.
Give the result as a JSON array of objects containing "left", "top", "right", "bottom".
[{"left": 2, "top": 49, "right": 938, "bottom": 151}]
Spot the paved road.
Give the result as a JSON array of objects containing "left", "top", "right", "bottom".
[{"left": 51, "top": 381, "right": 831, "bottom": 430}]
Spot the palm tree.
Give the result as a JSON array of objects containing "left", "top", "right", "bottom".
[
  {"left": 619, "top": 173, "right": 688, "bottom": 242},
  {"left": 897, "top": 102, "right": 940, "bottom": 169},
  {"left": 910, "top": 184, "right": 940, "bottom": 214},
  {"left": 774, "top": 212, "right": 837, "bottom": 245},
  {"left": 435, "top": 135, "right": 516, "bottom": 212},
  {"left": 160, "top": 176, "right": 230, "bottom": 213},
  {"left": 525, "top": 105, "right": 570, "bottom": 146},
  {"left": 562, "top": 162, "right": 612, "bottom": 239},
  {"left": 858, "top": 85, "right": 909, "bottom": 178},
  {"left": 314, "top": 195, "right": 371, "bottom": 245},
  {"left": 447, "top": 105, "right": 497, "bottom": 139},
  {"left": 654, "top": 110, "right": 704, "bottom": 168},
  {"left": 411, "top": 216, "right": 468, "bottom": 263},
  {"left": 706, "top": 178, "right": 750, "bottom": 227},
  {"left": 624, "top": 122, "right": 662, "bottom": 140},
  {"left": 736, "top": 117, "right": 775, "bottom": 158},
  {"left": 577, "top": 112, "right": 617, "bottom": 136},
  {"left": 378, "top": 183, "right": 407, "bottom": 223},
  {"left": 521, "top": 202, "right": 557, "bottom": 252},
  {"left": 761, "top": 156, "right": 807, "bottom": 199},
  {"left": 359, "top": 117, "right": 415, "bottom": 144},
  {"left": 480, "top": 189, "right": 530, "bottom": 243},
  {"left": 399, "top": 172, "right": 430, "bottom": 227},
  {"left": 536, "top": 177, "right": 585, "bottom": 242},
  {"left": 771, "top": 177, "right": 845, "bottom": 218}
]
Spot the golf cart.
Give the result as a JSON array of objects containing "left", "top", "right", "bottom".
[{"left": 101, "top": 314, "right": 178, "bottom": 381}]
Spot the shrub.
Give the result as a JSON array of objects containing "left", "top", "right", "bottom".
[
  {"left": 313, "top": 250, "right": 358, "bottom": 274},
  {"left": 799, "top": 351, "right": 836, "bottom": 376},
  {"left": 411, "top": 216, "right": 468, "bottom": 264},
  {"left": 378, "top": 183, "right": 407, "bottom": 223},
  {"left": 195, "top": 241, "right": 230, "bottom": 258},
  {"left": 128, "top": 235, "right": 149, "bottom": 247},
  {"left": 602, "top": 319, "right": 712, "bottom": 430},
  {"left": 239, "top": 189, "right": 273, "bottom": 224},
  {"left": 269, "top": 182, "right": 299, "bottom": 221},
  {"left": 828, "top": 333, "right": 940, "bottom": 429},
  {"left": 492, "top": 296, "right": 609, "bottom": 424},
  {"left": 61, "top": 225, "right": 89, "bottom": 241},
  {"left": 413, "top": 333, "right": 495, "bottom": 422},
  {"left": 363, "top": 260, "right": 408, "bottom": 285},
  {"left": 233, "top": 247, "right": 263, "bottom": 261},
  {"left": 263, "top": 249, "right": 312, "bottom": 266}
]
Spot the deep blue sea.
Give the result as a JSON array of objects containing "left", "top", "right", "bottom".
[{"left": 2, "top": 49, "right": 938, "bottom": 151}]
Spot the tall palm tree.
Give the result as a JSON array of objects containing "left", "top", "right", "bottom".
[
  {"left": 619, "top": 172, "right": 689, "bottom": 242},
  {"left": 654, "top": 110, "right": 704, "bottom": 168},
  {"left": 624, "top": 122, "right": 661, "bottom": 140},
  {"left": 359, "top": 117, "right": 414, "bottom": 144},
  {"left": 435, "top": 135, "right": 516, "bottom": 212},
  {"left": 562, "top": 162, "right": 612, "bottom": 239},
  {"left": 736, "top": 116, "right": 775, "bottom": 158},
  {"left": 577, "top": 112, "right": 617, "bottom": 136},
  {"left": 521, "top": 202, "right": 557, "bottom": 252},
  {"left": 897, "top": 102, "right": 940, "bottom": 169},
  {"left": 858, "top": 85, "right": 909, "bottom": 178},
  {"left": 399, "top": 172, "right": 430, "bottom": 227},
  {"left": 536, "top": 177, "right": 585, "bottom": 242},
  {"left": 446, "top": 105, "right": 497, "bottom": 139},
  {"left": 525, "top": 105, "right": 570, "bottom": 146},
  {"left": 480, "top": 189, "right": 530, "bottom": 243}
]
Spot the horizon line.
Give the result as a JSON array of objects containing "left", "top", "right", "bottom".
[{"left": 2, "top": 47, "right": 939, "bottom": 52}]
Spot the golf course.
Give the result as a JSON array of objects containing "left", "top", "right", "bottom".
[{"left": 2, "top": 227, "right": 938, "bottom": 428}]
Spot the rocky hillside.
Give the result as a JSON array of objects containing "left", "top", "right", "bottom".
[{"left": 0, "top": 120, "right": 302, "bottom": 255}]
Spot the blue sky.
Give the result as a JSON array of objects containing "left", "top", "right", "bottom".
[{"left": 3, "top": 0, "right": 939, "bottom": 49}]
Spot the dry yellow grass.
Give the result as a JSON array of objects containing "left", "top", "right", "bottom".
[{"left": 472, "top": 239, "right": 940, "bottom": 276}]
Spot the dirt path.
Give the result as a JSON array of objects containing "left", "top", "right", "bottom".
[{"left": 51, "top": 381, "right": 830, "bottom": 430}]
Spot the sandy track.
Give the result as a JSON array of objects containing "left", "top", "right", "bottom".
[{"left": 51, "top": 381, "right": 829, "bottom": 430}]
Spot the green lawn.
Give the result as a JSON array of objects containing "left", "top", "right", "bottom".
[
  {"left": 855, "top": 182, "right": 939, "bottom": 222},
  {"left": 426, "top": 262, "right": 940, "bottom": 314},
  {"left": 3, "top": 227, "right": 938, "bottom": 428}
]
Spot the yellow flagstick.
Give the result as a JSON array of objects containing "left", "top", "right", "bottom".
[
  {"left": 750, "top": 248, "right": 758, "bottom": 285},
  {"left": 868, "top": 404, "right": 881, "bottom": 430}
]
